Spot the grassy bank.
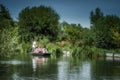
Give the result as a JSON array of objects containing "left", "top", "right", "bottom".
[{"left": 1, "top": 37, "right": 120, "bottom": 59}]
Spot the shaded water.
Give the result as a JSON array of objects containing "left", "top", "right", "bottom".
[{"left": 0, "top": 55, "right": 120, "bottom": 80}]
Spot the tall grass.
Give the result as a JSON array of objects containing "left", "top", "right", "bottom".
[
  {"left": 1, "top": 35, "right": 120, "bottom": 59},
  {"left": 71, "top": 45, "right": 106, "bottom": 58}
]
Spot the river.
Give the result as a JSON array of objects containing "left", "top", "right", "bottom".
[{"left": 0, "top": 54, "right": 120, "bottom": 80}]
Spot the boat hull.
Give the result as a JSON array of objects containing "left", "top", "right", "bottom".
[{"left": 31, "top": 53, "right": 51, "bottom": 57}]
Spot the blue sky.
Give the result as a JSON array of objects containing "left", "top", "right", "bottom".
[{"left": 0, "top": 0, "right": 120, "bottom": 27}]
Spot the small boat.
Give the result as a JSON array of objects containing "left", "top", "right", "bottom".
[{"left": 31, "top": 53, "right": 51, "bottom": 57}]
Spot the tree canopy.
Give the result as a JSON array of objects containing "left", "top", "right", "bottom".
[
  {"left": 19, "top": 5, "right": 60, "bottom": 42},
  {"left": 0, "top": 4, "right": 19, "bottom": 55},
  {"left": 1, "top": 4, "right": 120, "bottom": 57},
  {"left": 90, "top": 8, "right": 120, "bottom": 49},
  {"left": 0, "top": 4, "right": 13, "bottom": 30}
]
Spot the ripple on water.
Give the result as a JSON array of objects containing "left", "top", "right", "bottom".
[
  {"left": 12, "top": 73, "right": 57, "bottom": 80},
  {"left": 0, "top": 60, "right": 26, "bottom": 65}
]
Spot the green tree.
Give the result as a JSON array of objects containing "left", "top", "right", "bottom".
[
  {"left": 97, "top": 15, "right": 120, "bottom": 49},
  {"left": 0, "top": 24, "right": 20, "bottom": 54},
  {"left": 90, "top": 8, "right": 120, "bottom": 49},
  {"left": 82, "top": 28, "right": 95, "bottom": 46},
  {"left": 0, "top": 4, "right": 19, "bottom": 57},
  {"left": 64, "top": 23, "right": 83, "bottom": 44},
  {"left": 19, "top": 5, "right": 60, "bottom": 42},
  {"left": 58, "top": 22, "right": 70, "bottom": 41},
  {"left": 90, "top": 8, "right": 104, "bottom": 47},
  {"left": 0, "top": 4, "right": 13, "bottom": 30},
  {"left": 90, "top": 7, "right": 103, "bottom": 28}
]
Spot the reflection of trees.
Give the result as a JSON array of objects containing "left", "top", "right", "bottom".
[
  {"left": 57, "top": 57, "right": 92, "bottom": 80},
  {"left": 0, "top": 56, "right": 58, "bottom": 80},
  {"left": 0, "top": 61, "right": 31, "bottom": 80},
  {"left": 91, "top": 59, "right": 120, "bottom": 79},
  {"left": 0, "top": 64, "right": 13, "bottom": 80},
  {"left": 31, "top": 56, "right": 58, "bottom": 79},
  {"left": 1, "top": 56, "right": 120, "bottom": 80}
]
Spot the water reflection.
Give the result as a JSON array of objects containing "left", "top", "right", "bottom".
[
  {"left": 106, "top": 57, "right": 120, "bottom": 61},
  {"left": 57, "top": 58, "right": 92, "bottom": 80},
  {"left": 0, "top": 60, "right": 26, "bottom": 65},
  {"left": 0, "top": 55, "right": 120, "bottom": 80},
  {"left": 57, "top": 59, "right": 69, "bottom": 80},
  {"left": 92, "top": 57, "right": 120, "bottom": 80},
  {"left": 32, "top": 56, "right": 49, "bottom": 72},
  {"left": 79, "top": 62, "right": 91, "bottom": 80}
]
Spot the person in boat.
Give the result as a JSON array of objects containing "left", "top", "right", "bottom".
[
  {"left": 33, "top": 45, "right": 48, "bottom": 54},
  {"left": 41, "top": 45, "right": 48, "bottom": 53},
  {"left": 33, "top": 46, "right": 42, "bottom": 53},
  {"left": 32, "top": 40, "right": 37, "bottom": 51},
  {"left": 37, "top": 47, "right": 43, "bottom": 53}
]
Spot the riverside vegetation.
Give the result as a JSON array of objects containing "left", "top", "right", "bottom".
[{"left": 0, "top": 4, "right": 120, "bottom": 59}]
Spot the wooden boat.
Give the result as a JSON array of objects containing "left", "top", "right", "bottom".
[{"left": 31, "top": 53, "right": 51, "bottom": 57}]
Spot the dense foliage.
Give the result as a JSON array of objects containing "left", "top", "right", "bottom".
[
  {"left": 58, "top": 22, "right": 83, "bottom": 44},
  {"left": 90, "top": 8, "right": 120, "bottom": 49},
  {"left": 0, "top": 4, "right": 120, "bottom": 58},
  {"left": 0, "top": 4, "right": 13, "bottom": 30},
  {"left": 0, "top": 4, "right": 19, "bottom": 57},
  {"left": 19, "top": 6, "right": 60, "bottom": 42}
]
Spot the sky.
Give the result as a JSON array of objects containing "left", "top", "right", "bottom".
[{"left": 0, "top": 0, "right": 120, "bottom": 28}]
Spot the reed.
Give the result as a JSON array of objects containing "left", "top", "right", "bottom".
[{"left": 71, "top": 45, "right": 106, "bottom": 58}]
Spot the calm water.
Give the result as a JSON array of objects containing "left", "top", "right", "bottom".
[{"left": 0, "top": 55, "right": 120, "bottom": 80}]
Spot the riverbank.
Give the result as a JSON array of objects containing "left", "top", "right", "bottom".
[{"left": 1, "top": 38, "right": 120, "bottom": 59}]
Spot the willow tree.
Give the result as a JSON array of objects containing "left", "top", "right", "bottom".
[{"left": 19, "top": 5, "right": 60, "bottom": 42}]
